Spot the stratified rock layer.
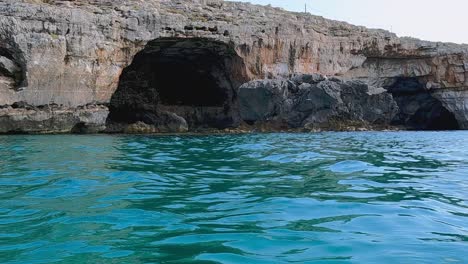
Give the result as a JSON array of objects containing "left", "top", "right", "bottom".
[
  {"left": 0, "top": 0, "right": 467, "bottom": 133},
  {"left": 0, "top": 104, "right": 108, "bottom": 134}
]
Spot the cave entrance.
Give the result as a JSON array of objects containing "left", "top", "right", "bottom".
[
  {"left": 387, "top": 78, "right": 460, "bottom": 130},
  {"left": 108, "top": 38, "right": 248, "bottom": 132},
  {"left": 0, "top": 46, "right": 26, "bottom": 91}
]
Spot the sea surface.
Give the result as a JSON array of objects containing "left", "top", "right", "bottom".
[{"left": 0, "top": 132, "right": 467, "bottom": 264}]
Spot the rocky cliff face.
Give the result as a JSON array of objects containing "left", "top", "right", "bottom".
[{"left": 0, "top": 0, "right": 467, "bottom": 133}]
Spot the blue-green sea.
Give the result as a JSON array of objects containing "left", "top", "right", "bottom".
[{"left": 0, "top": 132, "right": 467, "bottom": 263}]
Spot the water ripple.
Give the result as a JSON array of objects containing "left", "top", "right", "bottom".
[{"left": 0, "top": 132, "right": 467, "bottom": 263}]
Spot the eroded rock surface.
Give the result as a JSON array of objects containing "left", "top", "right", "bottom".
[
  {"left": 0, "top": 0, "right": 467, "bottom": 132},
  {"left": 0, "top": 104, "right": 108, "bottom": 134},
  {"left": 239, "top": 75, "right": 399, "bottom": 131}
]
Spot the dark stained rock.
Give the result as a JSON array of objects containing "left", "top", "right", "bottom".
[
  {"left": 238, "top": 79, "right": 292, "bottom": 123},
  {"left": 291, "top": 73, "right": 327, "bottom": 85},
  {"left": 239, "top": 74, "right": 399, "bottom": 130}
]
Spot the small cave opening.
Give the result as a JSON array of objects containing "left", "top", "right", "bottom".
[
  {"left": 108, "top": 38, "right": 248, "bottom": 132},
  {"left": 0, "top": 44, "right": 27, "bottom": 91},
  {"left": 387, "top": 77, "right": 459, "bottom": 130},
  {"left": 71, "top": 122, "right": 88, "bottom": 134}
]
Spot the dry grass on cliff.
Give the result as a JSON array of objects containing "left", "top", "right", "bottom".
[
  {"left": 21, "top": 0, "right": 84, "bottom": 4},
  {"left": 22, "top": 0, "right": 53, "bottom": 3}
]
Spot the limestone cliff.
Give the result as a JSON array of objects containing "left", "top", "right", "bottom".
[{"left": 0, "top": 0, "right": 467, "bottom": 133}]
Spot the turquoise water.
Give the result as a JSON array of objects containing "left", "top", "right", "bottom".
[{"left": 0, "top": 132, "right": 467, "bottom": 264}]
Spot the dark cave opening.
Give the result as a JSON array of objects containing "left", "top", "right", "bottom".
[
  {"left": 108, "top": 38, "right": 248, "bottom": 131},
  {"left": 152, "top": 59, "right": 227, "bottom": 107},
  {"left": 0, "top": 47, "right": 26, "bottom": 89},
  {"left": 411, "top": 102, "right": 459, "bottom": 130},
  {"left": 387, "top": 78, "right": 459, "bottom": 130}
]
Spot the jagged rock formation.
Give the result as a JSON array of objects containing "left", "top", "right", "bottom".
[
  {"left": 238, "top": 74, "right": 399, "bottom": 131},
  {"left": 0, "top": 0, "right": 467, "bottom": 133}
]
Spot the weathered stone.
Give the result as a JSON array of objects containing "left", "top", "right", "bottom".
[
  {"left": 294, "top": 81, "right": 341, "bottom": 113},
  {"left": 291, "top": 73, "right": 326, "bottom": 85},
  {"left": 339, "top": 81, "right": 399, "bottom": 126},
  {"left": 155, "top": 111, "right": 189, "bottom": 133},
  {"left": 123, "top": 122, "right": 159, "bottom": 134},
  {"left": 239, "top": 74, "right": 399, "bottom": 130},
  {"left": 0, "top": 0, "right": 467, "bottom": 132},
  {"left": 0, "top": 56, "right": 20, "bottom": 77},
  {"left": 0, "top": 105, "right": 108, "bottom": 134},
  {"left": 238, "top": 79, "right": 291, "bottom": 122},
  {"left": 121, "top": 112, "right": 188, "bottom": 134}
]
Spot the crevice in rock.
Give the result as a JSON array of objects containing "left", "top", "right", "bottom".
[
  {"left": 107, "top": 37, "right": 249, "bottom": 132},
  {"left": 387, "top": 77, "right": 460, "bottom": 130}
]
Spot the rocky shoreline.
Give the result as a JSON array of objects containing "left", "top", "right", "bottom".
[
  {"left": 0, "top": 0, "right": 467, "bottom": 133},
  {"left": 0, "top": 73, "right": 457, "bottom": 134},
  {"left": 0, "top": 103, "right": 108, "bottom": 134}
]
